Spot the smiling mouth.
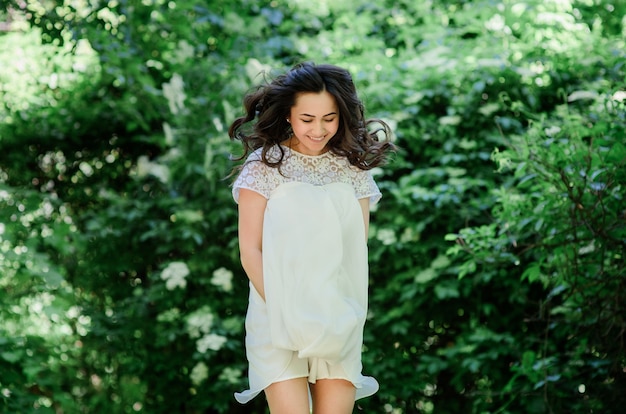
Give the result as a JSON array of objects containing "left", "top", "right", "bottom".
[{"left": 308, "top": 135, "right": 326, "bottom": 141}]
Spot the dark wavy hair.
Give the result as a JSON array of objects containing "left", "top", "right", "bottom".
[{"left": 228, "top": 62, "right": 394, "bottom": 171}]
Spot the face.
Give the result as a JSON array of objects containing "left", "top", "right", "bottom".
[{"left": 288, "top": 91, "right": 339, "bottom": 156}]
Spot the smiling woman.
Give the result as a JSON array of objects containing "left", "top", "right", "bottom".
[{"left": 228, "top": 62, "right": 394, "bottom": 414}]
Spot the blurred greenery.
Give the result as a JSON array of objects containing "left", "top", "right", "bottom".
[{"left": 0, "top": 0, "right": 624, "bottom": 413}]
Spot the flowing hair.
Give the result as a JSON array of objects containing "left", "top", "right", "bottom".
[{"left": 228, "top": 62, "right": 394, "bottom": 171}]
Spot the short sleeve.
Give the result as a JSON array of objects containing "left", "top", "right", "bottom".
[
  {"left": 353, "top": 170, "right": 382, "bottom": 205},
  {"left": 232, "top": 153, "right": 276, "bottom": 203}
]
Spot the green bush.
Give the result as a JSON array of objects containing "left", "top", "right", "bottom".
[
  {"left": 450, "top": 95, "right": 626, "bottom": 412},
  {"left": 1, "top": 0, "right": 624, "bottom": 412}
]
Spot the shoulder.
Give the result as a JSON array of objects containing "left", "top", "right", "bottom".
[
  {"left": 336, "top": 157, "right": 381, "bottom": 204},
  {"left": 232, "top": 146, "right": 285, "bottom": 203}
]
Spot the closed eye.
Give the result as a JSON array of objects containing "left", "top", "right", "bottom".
[{"left": 300, "top": 118, "right": 336, "bottom": 123}]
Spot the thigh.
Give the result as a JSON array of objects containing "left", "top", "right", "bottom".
[
  {"left": 265, "top": 377, "right": 310, "bottom": 414},
  {"left": 310, "top": 378, "right": 356, "bottom": 414}
]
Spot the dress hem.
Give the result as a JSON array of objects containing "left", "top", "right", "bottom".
[{"left": 234, "top": 375, "right": 379, "bottom": 404}]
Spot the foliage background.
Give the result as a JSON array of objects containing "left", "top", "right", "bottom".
[{"left": 0, "top": 0, "right": 624, "bottom": 413}]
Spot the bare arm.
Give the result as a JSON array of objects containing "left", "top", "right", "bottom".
[
  {"left": 358, "top": 197, "right": 371, "bottom": 240},
  {"left": 238, "top": 188, "right": 267, "bottom": 300}
]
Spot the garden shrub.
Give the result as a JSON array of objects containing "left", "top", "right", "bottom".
[{"left": 1, "top": 0, "right": 624, "bottom": 413}]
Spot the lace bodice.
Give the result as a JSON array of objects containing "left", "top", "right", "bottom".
[{"left": 232, "top": 145, "right": 381, "bottom": 204}]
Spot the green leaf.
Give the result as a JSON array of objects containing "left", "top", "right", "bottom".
[
  {"left": 434, "top": 282, "right": 459, "bottom": 299},
  {"left": 415, "top": 268, "right": 437, "bottom": 284},
  {"left": 1, "top": 351, "right": 22, "bottom": 363},
  {"left": 521, "top": 263, "right": 541, "bottom": 283}
]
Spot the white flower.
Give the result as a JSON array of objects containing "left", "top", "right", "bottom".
[
  {"left": 612, "top": 90, "right": 626, "bottom": 102},
  {"left": 210, "top": 267, "right": 233, "bottom": 292},
  {"left": 196, "top": 333, "right": 227, "bottom": 353},
  {"left": 66, "top": 306, "right": 82, "bottom": 319},
  {"left": 485, "top": 14, "right": 505, "bottom": 32},
  {"left": 544, "top": 126, "right": 561, "bottom": 137},
  {"left": 219, "top": 367, "right": 242, "bottom": 384},
  {"left": 186, "top": 306, "right": 214, "bottom": 338},
  {"left": 163, "top": 122, "right": 174, "bottom": 146},
  {"left": 160, "top": 262, "right": 189, "bottom": 290},
  {"left": 162, "top": 73, "right": 186, "bottom": 115},
  {"left": 172, "top": 40, "right": 195, "bottom": 64},
  {"left": 189, "top": 362, "right": 208, "bottom": 386},
  {"left": 136, "top": 155, "right": 171, "bottom": 184},
  {"left": 376, "top": 228, "right": 397, "bottom": 246},
  {"left": 245, "top": 58, "right": 272, "bottom": 83}
]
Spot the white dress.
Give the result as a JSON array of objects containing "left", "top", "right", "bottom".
[{"left": 232, "top": 145, "right": 380, "bottom": 403}]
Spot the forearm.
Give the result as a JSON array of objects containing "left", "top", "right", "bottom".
[
  {"left": 237, "top": 188, "right": 267, "bottom": 300},
  {"left": 241, "top": 250, "right": 265, "bottom": 300}
]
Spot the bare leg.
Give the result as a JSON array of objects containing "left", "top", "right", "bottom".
[
  {"left": 265, "top": 377, "right": 310, "bottom": 414},
  {"left": 310, "top": 379, "right": 356, "bottom": 414}
]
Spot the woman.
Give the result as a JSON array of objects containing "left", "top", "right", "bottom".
[{"left": 229, "top": 62, "right": 393, "bottom": 414}]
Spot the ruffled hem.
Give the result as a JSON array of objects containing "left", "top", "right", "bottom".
[
  {"left": 354, "top": 375, "right": 379, "bottom": 400},
  {"left": 234, "top": 371, "right": 307, "bottom": 404},
  {"left": 234, "top": 374, "right": 379, "bottom": 404},
  {"left": 234, "top": 388, "right": 261, "bottom": 404}
]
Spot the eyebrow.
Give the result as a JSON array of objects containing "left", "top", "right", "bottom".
[{"left": 299, "top": 112, "right": 338, "bottom": 117}]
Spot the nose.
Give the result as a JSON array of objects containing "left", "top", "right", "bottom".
[{"left": 312, "top": 121, "right": 326, "bottom": 137}]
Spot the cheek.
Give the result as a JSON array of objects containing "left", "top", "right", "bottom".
[{"left": 292, "top": 122, "right": 308, "bottom": 135}]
